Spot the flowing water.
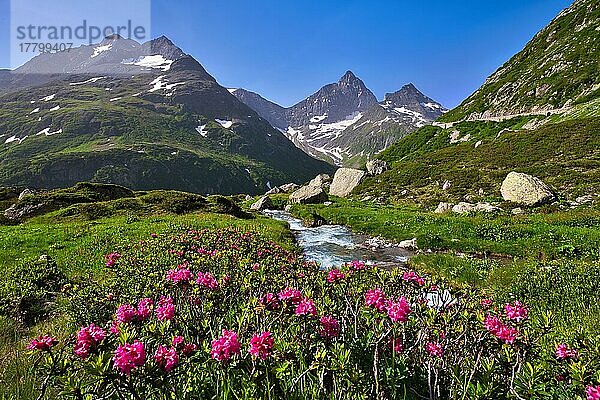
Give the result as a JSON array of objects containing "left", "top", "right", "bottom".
[{"left": 264, "top": 210, "right": 413, "bottom": 269}]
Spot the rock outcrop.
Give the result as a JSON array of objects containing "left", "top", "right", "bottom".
[
  {"left": 366, "top": 160, "right": 389, "bottom": 176},
  {"left": 250, "top": 196, "right": 273, "bottom": 211},
  {"left": 289, "top": 185, "right": 328, "bottom": 204},
  {"left": 500, "top": 172, "right": 555, "bottom": 206},
  {"left": 308, "top": 174, "right": 332, "bottom": 188},
  {"left": 329, "top": 168, "right": 366, "bottom": 197}
]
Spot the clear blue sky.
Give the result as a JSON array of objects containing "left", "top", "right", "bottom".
[{"left": 0, "top": 0, "right": 573, "bottom": 108}]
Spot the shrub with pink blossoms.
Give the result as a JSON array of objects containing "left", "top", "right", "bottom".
[
  {"left": 556, "top": 343, "right": 578, "bottom": 360},
  {"left": 505, "top": 301, "right": 528, "bottom": 322},
  {"left": 105, "top": 252, "right": 121, "bottom": 268},
  {"left": 113, "top": 341, "right": 146, "bottom": 375},
  {"left": 260, "top": 293, "right": 280, "bottom": 310},
  {"left": 484, "top": 315, "right": 519, "bottom": 344},
  {"left": 153, "top": 345, "right": 179, "bottom": 372},
  {"left": 365, "top": 288, "right": 388, "bottom": 312},
  {"left": 387, "top": 297, "right": 411, "bottom": 323},
  {"left": 27, "top": 335, "right": 57, "bottom": 351},
  {"left": 74, "top": 324, "right": 105, "bottom": 359},
  {"left": 327, "top": 268, "right": 346, "bottom": 283},
  {"left": 319, "top": 315, "right": 340, "bottom": 338},
  {"left": 115, "top": 304, "right": 137, "bottom": 324},
  {"left": 295, "top": 297, "right": 317, "bottom": 317},
  {"left": 136, "top": 298, "right": 153, "bottom": 321},
  {"left": 278, "top": 287, "right": 302, "bottom": 305},
  {"left": 196, "top": 271, "right": 219, "bottom": 290},
  {"left": 166, "top": 267, "right": 193, "bottom": 284},
  {"left": 403, "top": 271, "right": 425, "bottom": 286},
  {"left": 426, "top": 342, "right": 444, "bottom": 358},
  {"left": 587, "top": 386, "right": 600, "bottom": 400},
  {"left": 248, "top": 331, "right": 274, "bottom": 360},
  {"left": 155, "top": 296, "right": 175, "bottom": 321},
  {"left": 211, "top": 330, "right": 241, "bottom": 362}
]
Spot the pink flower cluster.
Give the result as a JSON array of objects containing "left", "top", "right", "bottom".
[
  {"left": 248, "top": 331, "right": 274, "bottom": 360},
  {"left": 365, "top": 288, "right": 388, "bottom": 312},
  {"left": 278, "top": 288, "right": 302, "bottom": 305},
  {"left": 295, "top": 297, "right": 317, "bottom": 317},
  {"left": 105, "top": 252, "right": 121, "bottom": 268},
  {"left": 113, "top": 341, "right": 146, "bottom": 375},
  {"left": 156, "top": 296, "right": 175, "bottom": 321},
  {"left": 403, "top": 271, "right": 425, "bottom": 286},
  {"left": 211, "top": 330, "right": 241, "bottom": 362},
  {"left": 166, "top": 267, "right": 193, "bottom": 284},
  {"left": 505, "top": 301, "right": 528, "bottom": 322},
  {"left": 116, "top": 304, "right": 138, "bottom": 324},
  {"left": 27, "top": 335, "right": 58, "bottom": 351},
  {"left": 172, "top": 335, "right": 197, "bottom": 356},
  {"left": 196, "top": 272, "right": 219, "bottom": 290},
  {"left": 484, "top": 315, "right": 519, "bottom": 344},
  {"left": 387, "top": 297, "right": 411, "bottom": 323},
  {"left": 319, "top": 315, "right": 340, "bottom": 338},
  {"left": 389, "top": 337, "right": 403, "bottom": 354},
  {"left": 350, "top": 260, "right": 366, "bottom": 270},
  {"left": 74, "top": 324, "right": 105, "bottom": 359},
  {"left": 260, "top": 293, "right": 280, "bottom": 310},
  {"left": 137, "top": 298, "right": 154, "bottom": 320},
  {"left": 555, "top": 343, "right": 578, "bottom": 360},
  {"left": 327, "top": 268, "right": 346, "bottom": 283},
  {"left": 426, "top": 342, "right": 444, "bottom": 358},
  {"left": 153, "top": 345, "right": 179, "bottom": 372},
  {"left": 587, "top": 386, "right": 600, "bottom": 400}
]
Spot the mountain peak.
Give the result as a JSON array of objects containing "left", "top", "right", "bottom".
[
  {"left": 146, "top": 36, "right": 185, "bottom": 59},
  {"left": 338, "top": 70, "right": 360, "bottom": 84}
]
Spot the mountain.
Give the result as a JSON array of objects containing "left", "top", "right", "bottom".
[
  {"left": 355, "top": 0, "right": 600, "bottom": 203},
  {"left": 0, "top": 35, "right": 334, "bottom": 194},
  {"left": 233, "top": 72, "right": 446, "bottom": 166},
  {"left": 442, "top": 0, "right": 599, "bottom": 122}
]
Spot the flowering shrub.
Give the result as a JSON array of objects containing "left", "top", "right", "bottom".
[{"left": 29, "top": 228, "right": 600, "bottom": 399}]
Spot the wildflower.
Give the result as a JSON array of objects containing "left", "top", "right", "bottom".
[
  {"left": 196, "top": 272, "right": 219, "bottom": 290},
  {"left": 319, "top": 315, "right": 340, "bottom": 338},
  {"left": 556, "top": 344, "right": 578, "bottom": 360},
  {"left": 425, "top": 342, "right": 444, "bottom": 358},
  {"left": 153, "top": 345, "right": 179, "bottom": 372},
  {"left": 505, "top": 301, "right": 528, "bottom": 322},
  {"left": 249, "top": 331, "right": 274, "bottom": 360},
  {"left": 587, "top": 386, "right": 600, "bottom": 400},
  {"left": 278, "top": 288, "right": 302, "bottom": 305},
  {"left": 166, "top": 268, "right": 193, "bottom": 284},
  {"left": 105, "top": 252, "right": 121, "bottom": 268},
  {"left": 109, "top": 320, "right": 120, "bottom": 335},
  {"left": 74, "top": 324, "right": 105, "bottom": 359},
  {"left": 327, "top": 269, "right": 346, "bottom": 283},
  {"left": 387, "top": 297, "right": 411, "bottom": 323},
  {"left": 365, "top": 288, "right": 388, "bottom": 312},
  {"left": 403, "top": 271, "right": 425, "bottom": 286},
  {"left": 151, "top": 233, "right": 158, "bottom": 238},
  {"left": 211, "top": 330, "right": 241, "bottom": 362},
  {"left": 182, "top": 343, "right": 198, "bottom": 357},
  {"left": 260, "top": 293, "right": 280, "bottom": 310},
  {"left": 136, "top": 298, "right": 154, "bottom": 321},
  {"left": 484, "top": 315, "right": 519, "bottom": 344},
  {"left": 27, "top": 335, "right": 57, "bottom": 351},
  {"left": 389, "top": 337, "right": 403, "bottom": 354},
  {"left": 115, "top": 304, "right": 137, "bottom": 324},
  {"left": 480, "top": 299, "right": 493, "bottom": 308},
  {"left": 156, "top": 296, "right": 175, "bottom": 321},
  {"left": 351, "top": 260, "right": 366, "bottom": 270},
  {"left": 113, "top": 341, "right": 146, "bottom": 375},
  {"left": 172, "top": 336, "right": 185, "bottom": 349},
  {"left": 295, "top": 297, "right": 317, "bottom": 317}
]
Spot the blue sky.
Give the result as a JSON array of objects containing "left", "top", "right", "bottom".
[{"left": 1, "top": 0, "right": 573, "bottom": 108}]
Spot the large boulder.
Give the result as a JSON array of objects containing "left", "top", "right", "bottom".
[
  {"left": 500, "top": 172, "right": 555, "bottom": 206},
  {"left": 250, "top": 196, "right": 273, "bottom": 211},
  {"left": 434, "top": 202, "right": 453, "bottom": 214},
  {"left": 329, "top": 168, "right": 366, "bottom": 197},
  {"left": 289, "top": 185, "right": 328, "bottom": 204},
  {"left": 366, "top": 160, "right": 389, "bottom": 176},
  {"left": 308, "top": 174, "right": 332, "bottom": 188},
  {"left": 264, "top": 187, "right": 281, "bottom": 195},
  {"left": 278, "top": 183, "right": 300, "bottom": 193}
]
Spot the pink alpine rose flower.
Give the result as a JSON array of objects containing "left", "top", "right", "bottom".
[
  {"left": 350, "top": 260, "right": 366, "bottom": 270},
  {"left": 196, "top": 272, "right": 219, "bottom": 290},
  {"left": 27, "top": 335, "right": 58, "bottom": 351},
  {"left": 74, "top": 324, "right": 105, "bottom": 359},
  {"left": 211, "top": 330, "right": 241, "bottom": 362},
  {"left": 319, "top": 315, "right": 340, "bottom": 338},
  {"left": 403, "top": 271, "right": 425, "bottom": 286},
  {"left": 153, "top": 345, "right": 179, "bottom": 372},
  {"left": 295, "top": 297, "right": 317, "bottom": 317},
  {"left": 556, "top": 344, "right": 578, "bottom": 360},
  {"left": 365, "top": 288, "right": 388, "bottom": 312},
  {"left": 425, "top": 342, "right": 444, "bottom": 358},
  {"left": 587, "top": 386, "right": 600, "bottom": 400},
  {"left": 327, "top": 269, "right": 346, "bottom": 283},
  {"left": 505, "top": 301, "right": 528, "bottom": 322},
  {"left": 115, "top": 304, "right": 137, "bottom": 324},
  {"left": 389, "top": 337, "right": 403, "bottom": 354},
  {"left": 105, "top": 252, "right": 121, "bottom": 268},
  {"left": 113, "top": 341, "right": 146, "bottom": 375},
  {"left": 166, "top": 268, "right": 193, "bottom": 284},
  {"left": 260, "top": 293, "right": 280, "bottom": 310},
  {"left": 278, "top": 288, "right": 302, "bottom": 305},
  {"left": 156, "top": 296, "right": 175, "bottom": 321},
  {"left": 387, "top": 297, "right": 411, "bottom": 323},
  {"left": 248, "top": 331, "right": 275, "bottom": 360}
]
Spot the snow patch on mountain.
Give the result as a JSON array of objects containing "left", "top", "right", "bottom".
[
  {"left": 123, "top": 55, "right": 173, "bottom": 71},
  {"left": 91, "top": 44, "right": 112, "bottom": 58},
  {"left": 215, "top": 119, "right": 233, "bottom": 129},
  {"left": 70, "top": 77, "right": 105, "bottom": 86}
]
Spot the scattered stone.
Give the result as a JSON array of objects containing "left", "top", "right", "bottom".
[
  {"left": 18, "top": 189, "right": 36, "bottom": 201},
  {"left": 250, "top": 196, "right": 273, "bottom": 211},
  {"left": 366, "top": 160, "right": 389, "bottom": 176},
  {"left": 329, "top": 168, "right": 366, "bottom": 197},
  {"left": 304, "top": 213, "right": 328, "bottom": 227},
  {"left": 398, "top": 238, "right": 417, "bottom": 249},
  {"left": 500, "top": 172, "right": 555, "bottom": 206},
  {"left": 265, "top": 187, "right": 281, "bottom": 195},
  {"left": 442, "top": 180, "right": 452, "bottom": 190},
  {"left": 278, "top": 183, "right": 300, "bottom": 193},
  {"left": 284, "top": 204, "right": 292, "bottom": 212},
  {"left": 575, "top": 195, "right": 594, "bottom": 205},
  {"left": 474, "top": 140, "right": 483, "bottom": 148},
  {"left": 323, "top": 201, "right": 332, "bottom": 206},
  {"left": 452, "top": 202, "right": 501, "bottom": 214},
  {"left": 308, "top": 174, "right": 332, "bottom": 188},
  {"left": 244, "top": 195, "right": 252, "bottom": 201},
  {"left": 434, "top": 202, "right": 453, "bottom": 214},
  {"left": 289, "top": 185, "right": 328, "bottom": 204},
  {"left": 512, "top": 207, "right": 525, "bottom": 215}
]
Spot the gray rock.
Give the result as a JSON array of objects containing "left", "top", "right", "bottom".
[
  {"left": 284, "top": 204, "right": 292, "bottom": 212},
  {"left": 366, "top": 160, "right": 389, "bottom": 176},
  {"left": 434, "top": 202, "right": 453, "bottom": 214},
  {"left": 308, "top": 174, "right": 332, "bottom": 188},
  {"left": 398, "top": 238, "right": 417, "bottom": 249},
  {"left": 329, "top": 168, "right": 366, "bottom": 197},
  {"left": 575, "top": 195, "right": 594, "bottom": 205},
  {"left": 18, "top": 189, "right": 36, "bottom": 201},
  {"left": 452, "top": 202, "right": 476, "bottom": 214},
  {"left": 250, "top": 196, "right": 273, "bottom": 211},
  {"left": 4, "top": 202, "right": 45, "bottom": 221},
  {"left": 473, "top": 203, "right": 501, "bottom": 213},
  {"left": 265, "top": 187, "right": 281, "bottom": 195},
  {"left": 289, "top": 185, "right": 328, "bottom": 204},
  {"left": 278, "top": 183, "right": 300, "bottom": 193},
  {"left": 512, "top": 207, "right": 525, "bottom": 215},
  {"left": 500, "top": 172, "right": 555, "bottom": 206},
  {"left": 244, "top": 195, "right": 253, "bottom": 201}
]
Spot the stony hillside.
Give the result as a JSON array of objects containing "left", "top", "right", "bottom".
[
  {"left": 442, "top": 0, "right": 599, "bottom": 122},
  {"left": 233, "top": 74, "right": 446, "bottom": 166},
  {"left": 0, "top": 36, "right": 333, "bottom": 194}
]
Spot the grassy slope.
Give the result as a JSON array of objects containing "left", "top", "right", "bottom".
[{"left": 0, "top": 195, "right": 294, "bottom": 400}]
